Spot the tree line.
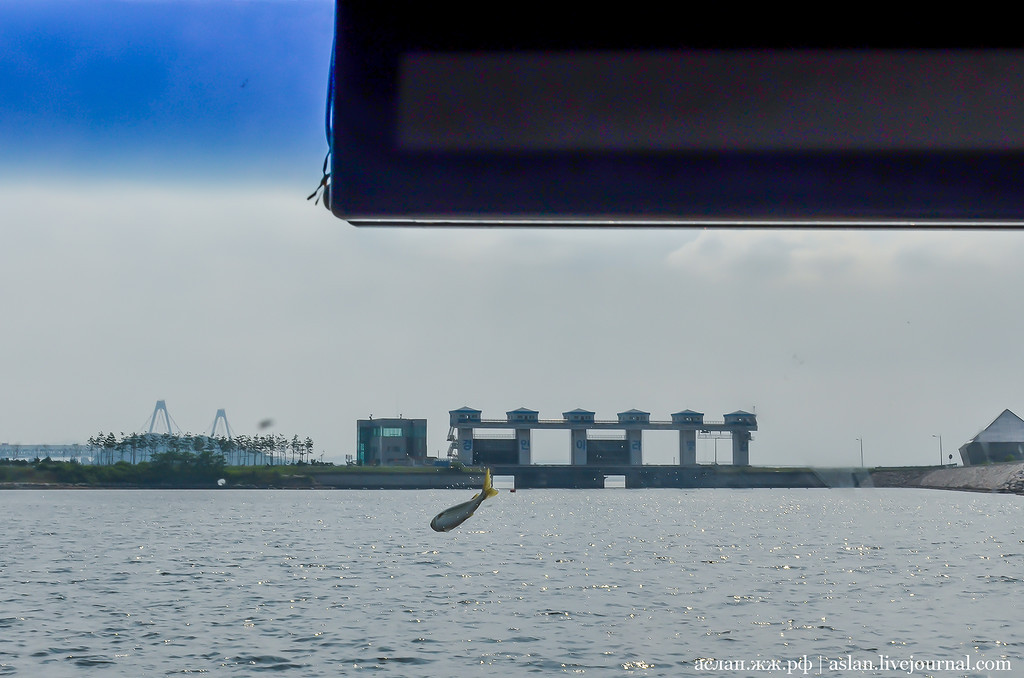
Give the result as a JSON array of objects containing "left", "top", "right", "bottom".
[
  {"left": 85, "top": 431, "right": 318, "bottom": 466},
  {"left": 0, "top": 454, "right": 226, "bottom": 486}
]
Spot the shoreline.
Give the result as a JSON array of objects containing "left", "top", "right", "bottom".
[{"left": 3, "top": 462, "right": 1023, "bottom": 493}]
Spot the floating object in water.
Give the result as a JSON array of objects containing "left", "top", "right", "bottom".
[{"left": 430, "top": 469, "right": 498, "bottom": 532}]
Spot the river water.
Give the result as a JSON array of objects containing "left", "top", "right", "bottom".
[{"left": 0, "top": 488, "right": 1020, "bottom": 677}]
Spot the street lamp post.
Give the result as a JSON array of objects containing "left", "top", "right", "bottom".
[
  {"left": 932, "top": 434, "right": 942, "bottom": 466},
  {"left": 857, "top": 437, "right": 863, "bottom": 467}
]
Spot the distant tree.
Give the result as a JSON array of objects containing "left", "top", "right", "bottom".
[
  {"left": 213, "top": 436, "right": 234, "bottom": 465},
  {"left": 246, "top": 435, "right": 259, "bottom": 465},
  {"left": 272, "top": 435, "right": 284, "bottom": 465},
  {"left": 115, "top": 433, "right": 128, "bottom": 464},
  {"left": 195, "top": 448, "right": 226, "bottom": 473},
  {"left": 127, "top": 433, "right": 142, "bottom": 464},
  {"left": 103, "top": 432, "right": 117, "bottom": 465},
  {"left": 261, "top": 434, "right": 277, "bottom": 466},
  {"left": 89, "top": 432, "right": 106, "bottom": 465},
  {"left": 243, "top": 435, "right": 254, "bottom": 464}
]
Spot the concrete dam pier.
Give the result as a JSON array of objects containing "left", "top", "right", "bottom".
[{"left": 449, "top": 406, "right": 758, "bottom": 467}]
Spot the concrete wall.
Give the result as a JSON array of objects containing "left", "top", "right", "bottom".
[
  {"left": 315, "top": 471, "right": 484, "bottom": 489},
  {"left": 488, "top": 464, "right": 839, "bottom": 489},
  {"left": 305, "top": 463, "right": 1024, "bottom": 492},
  {"left": 871, "top": 462, "right": 1024, "bottom": 494}
]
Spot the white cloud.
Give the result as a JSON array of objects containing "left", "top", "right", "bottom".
[{"left": 666, "top": 229, "right": 1024, "bottom": 289}]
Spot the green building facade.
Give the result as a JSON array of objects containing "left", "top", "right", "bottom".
[{"left": 356, "top": 418, "right": 428, "bottom": 466}]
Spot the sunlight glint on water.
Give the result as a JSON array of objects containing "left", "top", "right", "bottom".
[{"left": 0, "top": 489, "right": 1019, "bottom": 676}]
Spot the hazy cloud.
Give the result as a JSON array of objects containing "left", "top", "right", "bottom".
[{"left": 5, "top": 179, "right": 1024, "bottom": 469}]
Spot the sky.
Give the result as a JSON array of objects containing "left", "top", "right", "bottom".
[{"left": 3, "top": 1, "right": 1024, "bottom": 468}]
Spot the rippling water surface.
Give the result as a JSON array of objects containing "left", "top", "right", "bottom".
[{"left": 1, "top": 488, "right": 1021, "bottom": 676}]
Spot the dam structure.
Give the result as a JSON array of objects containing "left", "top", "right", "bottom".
[{"left": 448, "top": 407, "right": 757, "bottom": 467}]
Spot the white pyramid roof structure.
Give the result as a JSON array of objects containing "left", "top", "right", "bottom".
[{"left": 970, "top": 410, "right": 1024, "bottom": 443}]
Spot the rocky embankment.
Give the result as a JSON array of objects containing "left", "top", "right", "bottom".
[{"left": 871, "top": 462, "right": 1024, "bottom": 494}]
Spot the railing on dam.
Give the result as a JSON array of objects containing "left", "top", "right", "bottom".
[{"left": 470, "top": 418, "right": 730, "bottom": 427}]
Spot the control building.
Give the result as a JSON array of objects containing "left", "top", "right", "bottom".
[
  {"left": 356, "top": 417, "right": 428, "bottom": 465},
  {"left": 448, "top": 407, "right": 756, "bottom": 466}
]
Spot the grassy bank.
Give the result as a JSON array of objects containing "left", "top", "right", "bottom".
[{"left": 0, "top": 457, "right": 480, "bottom": 489}]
